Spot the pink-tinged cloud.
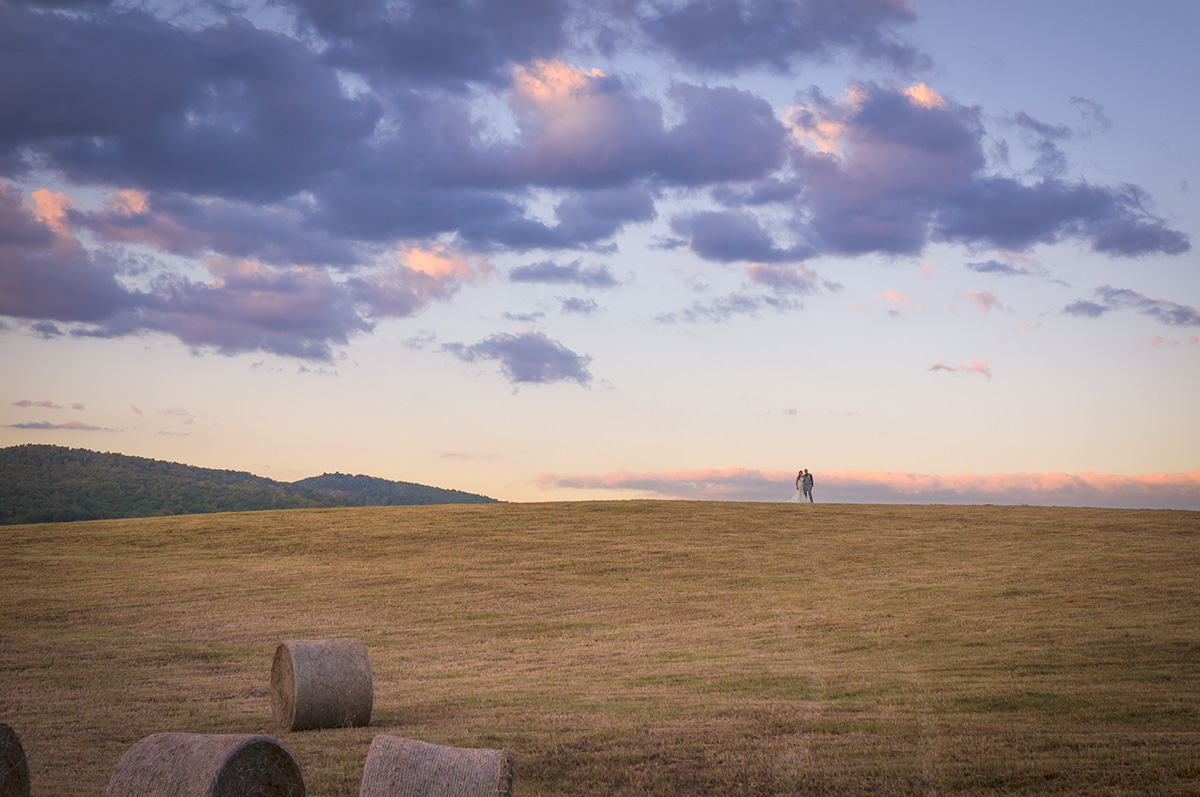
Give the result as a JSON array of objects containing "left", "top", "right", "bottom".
[
  {"left": 13, "top": 399, "right": 63, "bottom": 409},
  {"left": 538, "top": 467, "right": 1200, "bottom": 510},
  {"left": 879, "top": 288, "right": 913, "bottom": 308},
  {"left": 349, "top": 244, "right": 489, "bottom": 320},
  {"left": 963, "top": 289, "right": 1003, "bottom": 313},
  {"left": 1147, "top": 335, "right": 1179, "bottom": 347},
  {"left": 929, "top": 357, "right": 992, "bottom": 380},
  {"left": 30, "top": 188, "right": 75, "bottom": 242}
]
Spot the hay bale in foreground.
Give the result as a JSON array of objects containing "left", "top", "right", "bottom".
[
  {"left": 359, "top": 735, "right": 514, "bottom": 797},
  {"left": 105, "top": 733, "right": 304, "bottom": 797},
  {"left": 271, "top": 638, "right": 373, "bottom": 731},
  {"left": 1, "top": 724, "right": 31, "bottom": 797}
]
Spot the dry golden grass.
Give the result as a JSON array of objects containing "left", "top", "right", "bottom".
[{"left": 2, "top": 501, "right": 1198, "bottom": 795}]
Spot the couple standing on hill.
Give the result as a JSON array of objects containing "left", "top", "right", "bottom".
[{"left": 793, "top": 469, "right": 814, "bottom": 503}]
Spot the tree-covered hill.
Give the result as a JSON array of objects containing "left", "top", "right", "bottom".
[
  {"left": 290, "top": 472, "right": 491, "bottom": 507},
  {"left": 0, "top": 444, "right": 498, "bottom": 525}
]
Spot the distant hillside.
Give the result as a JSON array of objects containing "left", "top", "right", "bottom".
[
  {"left": 0, "top": 445, "right": 498, "bottom": 525},
  {"left": 290, "top": 472, "right": 491, "bottom": 507}
]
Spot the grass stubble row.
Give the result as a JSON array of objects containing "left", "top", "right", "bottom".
[{"left": 1, "top": 500, "right": 1197, "bottom": 794}]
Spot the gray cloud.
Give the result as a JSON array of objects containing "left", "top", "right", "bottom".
[
  {"left": 8, "top": 420, "right": 109, "bottom": 431},
  {"left": 1, "top": 7, "right": 380, "bottom": 201},
  {"left": 671, "top": 209, "right": 809, "bottom": 263},
  {"left": 509, "top": 259, "right": 619, "bottom": 288},
  {"left": 75, "top": 192, "right": 362, "bottom": 268},
  {"left": 561, "top": 297, "right": 600, "bottom": 315},
  {"left": 639, "top": 0, "right": 928, "bottom": 75},
  {"left": 283, "top": 0, "right": 570, "bottom": 88},
  {"left": 0, "top": 2, "right": 1189, "bottom": 365},
  {"left": 1070, "top": 96, "right": 1113, "bottom": 134},
  {"left": 0, "top": 184, "right": 136, "bottom": 323},
  {"left": 1065, "top": 285, "right": 1200, "bottom": 326},
  {"left": 966, "top": 260, "right": 1032, "bottom": 276},
  {"left": 658, "top": 262, "right": 818, "bottom": 323},
  {"left": 443, "top": 330, "right": 593, "bottom": 386}
]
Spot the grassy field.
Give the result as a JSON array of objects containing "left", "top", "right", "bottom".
[{"left": 2, "top": 501, "right": 1198, "bottom": 795}]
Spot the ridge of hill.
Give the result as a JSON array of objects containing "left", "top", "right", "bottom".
[
  {"left": 0, "top": 444, "right": 498, "bottom": 524},
  {"left": 290, "top": 471, "right": 496, "bottom": 508}
]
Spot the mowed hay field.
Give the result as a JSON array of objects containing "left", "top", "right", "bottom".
[{"left": 2, "top": 501, "right": 1199, "bottom": 795}]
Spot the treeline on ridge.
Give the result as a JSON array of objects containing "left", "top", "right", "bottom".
[{"left": 0, "top": 444, "right": 498, "bottom": 525}]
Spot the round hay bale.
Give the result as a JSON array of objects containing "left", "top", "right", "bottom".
[
  {"left": 271, "top": 639, "right": 373, "bottom": 731},
  {"left": 359, "top": 735, "right": 514, "bottom": 797},
  {"left": 105, "top": 733, "right": 304, "bottom": 797},
  {"left": 1, "top": 723, "right": 31, "bottom": 797}
]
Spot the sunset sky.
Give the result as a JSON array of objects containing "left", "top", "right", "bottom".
[{"left": 2, "top": 0, "right": 1197, "bottom": 509}]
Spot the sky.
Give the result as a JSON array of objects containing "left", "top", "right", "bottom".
[{"left": 2, "top": 0, "right": 1198, "bottom": 509}]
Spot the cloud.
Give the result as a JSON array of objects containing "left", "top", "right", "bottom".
[
  {"left": 8, "top": 420, "right": 109, "bottom": 431},
  {"left": 745, "top": 262, "right": 823, "bottom": 294},
  {"left": 503, "top": 311, "right": 546, "bottom": 323},
  {"left": 658, "top": 84, "right": 790, "bottom": 184},
  {"left": 670, "top": 209, "right": 808, "bottom": 263},
  {"left": 443, "top": 330, "right": 592, "bottom": 386},
  {"left": 2, "top": 7, "right": 380, "bottom": 201},
  {"left": 1070, "top": 96, "right": 1112, "bottom": 134},
  {"left": 352, "top": 244, "right": 490, "bottom": 317},
  {"left": 30, "top": 321, "right": 62, "bottom": 337},
  {"left": 506, "top": 60, "right": 665, "bottom": 188},
  {"left": 964, "top": 254, "right": 1072, "bottom": 289},
  {"left": 541, "top": 186, "right": 658, "bottom": 247},
  {"left": 774, "top": 83, "right": 1190, "bottom": 259},
  {"left": 13, "top": 399, "right": 63, "bottom": 409},
  {"left": 638, "top": 0, "right": 928, "bottom": 75},
  {"left": 1009, "top": 110, "right": 1071, "bottom": 177},
  {"left": 936, "top": 178, "right": 1190, "bottom": 257},
  {"left": 506, "top": 67, "right": 788, "bottom": 190},
  {"left": 0, "top": 2, "right": 1189, "bottom": 366},
  {"left": 966, "top": 259, "right": 1033, "bottom": 277},
  {"left": 962, "top": 290, "right": 1004, "bottom": 313},
  {"left": 13, "top": 398, "right": 85, "bottom": 410},
  {"left": 929, "top": 357, "right": 992, "bottom": 380},
  {"left": 1064, "top": 285, "right": 1200, "bottom": 326},
  {"left": 785, "top": 82, "right": 987, "bottom": 256},
  {"left": 657, "top": 262, "right": 823, "bottom": 323},
  {"left": 0, "top": 181, "right": 137, "bottom": 324},
  {"left": 1, "top": 178, "right": 487, "bottom": 359},
  {"left": 509, "top": 259, "right": 619, "bottom": 288},
  {"left": 538, "top": 467, "right": 1200, "bottom": 509},
  {"left": 283, "top": 0, "right": 569, "bottom": 88},
  {"left": 1063, "top": 299, "right": 1107, "bottom": 318},
  {"left": 561, "top": 297, "right": 600, "bottom": 315},
  {"left": 879, "top": 288, "right": 913, "bottom": 309},
  {"left": 76, "top": 190, "right": 361, "bottom": 268},
  {"left": 658, "top": 290, "right": 800, "bottom": 323},
  {"left": 115, "top": 257, "right": 372, "bottom": 361}
]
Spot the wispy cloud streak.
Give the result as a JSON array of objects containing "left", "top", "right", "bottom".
[
  {"left": 1065, "top": 285, "right": 1200, "bottom": 326},
  {"left": 929, "top": 357, "right": 992, "bottom": 380}
]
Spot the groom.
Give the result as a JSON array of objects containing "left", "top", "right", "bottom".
[{"left": 801, "top": 469, "right": 814, "bottom": 502}]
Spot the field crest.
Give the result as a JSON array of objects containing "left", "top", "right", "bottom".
[{"left": 3, "top": 501, "right": 1198, "bottom": 795}]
